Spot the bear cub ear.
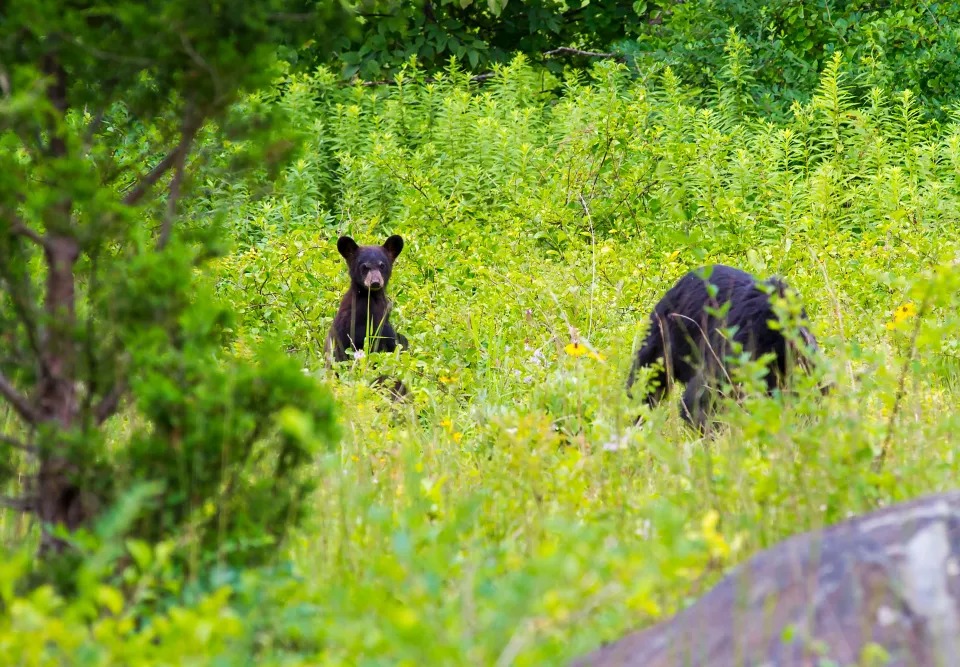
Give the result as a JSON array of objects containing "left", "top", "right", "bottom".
[
  {"left": 383, "top": 235, "right": 404, "bottom": 260},
  {"left": 337, "top": 236, "right": 359, "bottom": 261}
]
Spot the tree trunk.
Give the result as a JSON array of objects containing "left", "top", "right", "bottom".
[
  {"left": 35, "top": 234, "right": 84, "bottom": 555},
  {"left": 27, "top": 51, "right": 89, "bottom": 554}
]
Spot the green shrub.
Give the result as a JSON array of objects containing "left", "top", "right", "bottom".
[{"left": 0, "top": 0, "right": 345, "bottom": 584}]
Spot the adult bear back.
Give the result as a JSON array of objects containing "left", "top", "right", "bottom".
[{"left": 626, "top": 264, "right": 822, "bottom": 431}]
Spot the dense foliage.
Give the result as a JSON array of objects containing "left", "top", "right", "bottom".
[
  {"left": 3, "top": 49, "right": 959, "bottom": 662},
  {"left": 324, "top": 0, "right": 639, "bottom": 78},
  {"left": 625, "top": 0, "right": 960, "bottom": 117},
  {"left": 324, "top": 1, "right": 960, "bottom": 118}
]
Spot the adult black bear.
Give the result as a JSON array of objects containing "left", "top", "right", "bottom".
[
  {"left": 325, "top": 235, "right": 409, "bottom": 397},
  {"left": 626, "top": 265, "right": 823, "bottom": 432}
]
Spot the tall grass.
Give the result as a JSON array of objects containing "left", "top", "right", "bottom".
[{"left": 3, "top": 55, "right": 960, "bottom": 665}]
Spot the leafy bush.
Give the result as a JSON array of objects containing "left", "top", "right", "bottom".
[{"left": 0, "top": 0, "right": 344, "bottom": 582}]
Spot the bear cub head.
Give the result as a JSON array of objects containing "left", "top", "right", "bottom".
[{"left": 337, "top": 234, "right": 404, "bottom": 295}]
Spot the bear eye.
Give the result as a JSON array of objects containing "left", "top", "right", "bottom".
[
  {"left": 379, "top": 262, "right": 385, "bottom": 269},
  {"left": 360, "top": 264, "right": 370, "bottom": 274}
]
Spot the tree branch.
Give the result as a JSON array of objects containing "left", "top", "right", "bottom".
[
  {"left": 3, "top": 195, "right": 41, "bottom": 243},
  {"left": 0, "top": 433, "right": 37, "bottom": 454},
  {"left": 180, "top": 33, "right": 223, "bottom": 102},
  {"left": 5, "top": 211, "right": 47, "bottom": 248},
  {"left": 41, "top": 53, "right": 69, "bottom": 157},
  {"left": 11, "top": 222, "right": 46, "bottom": 247},
  {"left": 0, "top": 495, "right": 34, "bottom": 512},
  {"left": 0, "top": 253, "right": 48, "bottom": 373},
  {"left": 0, "top": 372, "right": 39, "bottom": 424},
  {"left": 122, "top": 114, "right": 200, "bottom": 208},
  {"left": 93, "top": 381, "right": 126, "bottom": 425},
  {"left": 156, "top": 122, "right": 195, "bottom": 250},
  {"left": 121, "top": 148, "right": 184, "bottom": 206}
]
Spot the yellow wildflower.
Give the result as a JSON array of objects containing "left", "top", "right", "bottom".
[
  {"left": 894, "top": 301, "right": 917, "bottom": 320},
  {"left": 565, "top": 342, "right": 605, "bottom": 361},
  {"left": 701, "top": 509, "right": 731, "bottom": 560},
  {"left": 440, "top": 418, "right": 453, "bottom": 429},
  {"left": 452, "top": 432, "right": 463, "bottom": 443},
  {"left": 886, "top": 301, "right": 917, "bottom": 330},
  {"left": 439, "top": 375, "right": 458, "bottom": 384}
]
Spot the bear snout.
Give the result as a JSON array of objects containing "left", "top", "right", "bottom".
[{"left": 364, "top": 270, "right": 385, "bottom": 290}]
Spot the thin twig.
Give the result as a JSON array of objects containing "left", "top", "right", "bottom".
[
  {"left": 180, "top": 32, "right": 223, "bottom": 102},
  {"left": 669, "top": 312, "right": 735, "bottom": 387},
  {"left": 577, "top": 193, "right": 598, "bottom": 336},
  {"left": 359, "top": 72, "right": 496, "bottom": 87},
  {"left": 0, "top": 372, "right": 38, "bottom": 424},
  {"left": 65, "top": 35, "right": 153, "bottom": 67},
  {"left": 811, "top": 250, "right": 855, "bottom": 385},
  {"left": 874, "top": 290, "right": 931, "bottom": 473},
  {"left": 495, "top": 583, "right": 620, "bottom": 667},
  {"left": 920, "top": 0, "right": 945, "bottom": 33},
  {"left": 371, "top": 157, "right": 447, "bottom": 226},
  {"left": 83, "top": 108, "right": 107, "bottom": 148},
  {"left": 0, "top": 255, "right": 46, "bottom": 368},
  {"left": 81, "top": 251, "right": 100, "bottom": 421},
  {"left": 249, "top": 244, "right": 327, "bottom": 304},
  {"left": 156, "top": 125, "right": 194, "bottom": 250},
  {"left": 268, "top": 12, "right": 324, "bottom": 20}
]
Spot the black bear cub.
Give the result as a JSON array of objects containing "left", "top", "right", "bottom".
[
  {"left": 626, "top": 264, "right": 823, "bottom": 432},
  {"left": 325, "top": 234, "right": 408, "bottom": 367}
]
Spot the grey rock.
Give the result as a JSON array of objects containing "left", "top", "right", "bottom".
[{"left": 572, "top": 491, "right": 960, "bottom": 667}]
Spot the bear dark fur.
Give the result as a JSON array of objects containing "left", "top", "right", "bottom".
[
  {"left": 626, "top": 264, "right": 823, "bottom": 431},
  {"left": 325, "top": 235, "right": 409, "bottom": 393}
]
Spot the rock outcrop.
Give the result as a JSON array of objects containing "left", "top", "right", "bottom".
[{"left": 572, "top": 491, "right": 960, "bottom": 667}]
